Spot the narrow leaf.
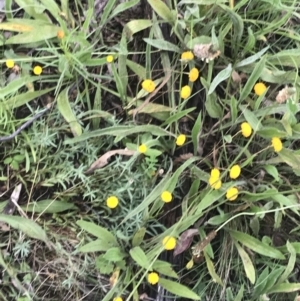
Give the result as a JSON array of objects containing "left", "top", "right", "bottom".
[
  {"left": 147, "top": 0, "right": 174, "bottom": 23},
  {"left": 208, "top": 64, "right": 232, "bottom": 95},
  {"left": 79, "top": 239, "right": 113, "bottom": 253},
  {"left": 22, "top": 200, "right": 75, "bottom": 213},
  {"left": 204, "top": 251, "right": 223, "bottom": 286}
]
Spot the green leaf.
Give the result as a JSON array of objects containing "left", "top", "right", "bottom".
[
  {"left": 268, "top": 283, "right": 300, "bottom": 294},
  {"left": 22, "top": 200, "right": 75, "bottom": 213},
  {"left": 103, "top": 247, "right": 126, "bottom": 262},
  {"left": 147, "top": 0, "right": 174, "bottom": 24},
  {"left": 208, "top": 64, "right": 232, "bottom": 95},
  {"left": 14, "top": 0, "right": 48, "bottom": 22},
  {"left": 229, "top": 230, "right": 285, "bottom": 259},
  {"left": 110, "top": 0, "right": 139, "bottom": 19},
  {"left": 0, "top": 214, "right": 48, "bottom": 243},
  {"left": 233, "top": 285, "right": 244, "bottom": 301},
  {"left": 76, "top": 220, "right": 119, "bottom": 247},
  {"left": 132, "top": 227, "right": 146, "bottom": 247},
  {"left": 241, "top": 106, "right": 262, "bottom": 131},
  {"left": 126, "top": 59, "right": 147, "bottom": 79},
  {"left": 277, "top": 241, "right": 296, "bottom": 284},
  {"left": 278, "top": 148, "right": 300, "bottom": 170},
  {"left": 204, "top": 251, "right": 223, "bottom": 286},
  {"left": 57, "top": 86, "right": 82, "bottom": 137},
  {"left": 129, "top": 246, "right": 150, "bottom": 269},
  {"left": 234, "top": 241, "right": 255, "bottom": 284},
  {"left": 236, "top": 47, "right": 269, "bottom": 68},
  {"left": 143, "top": 38, "right": 180, "bottom": 53},
  {"left": 123, "top": 19, "right": 153, "bottom": 40},
  {"left": 192, "top": 111, "right": 202, "bottom": 155},
  {"left": 79, "top": 239, "right": 113, "bottom": 253},
  {"left": 267, "top": 49, "right": 300, "bottom": 67},
  {"left": 239, "top": 56, "right": 266, "bottom": 102},
  {"left": 159, "top": 278, "right": 201, "bottom": 300},
  {"left": 205, "top": 92, "right": 223, "bottom": 118},
  {"left": 263, "top": 165, "right": 280, "bottom": 181},
  {"left": 153, "top": 260, "right": 178, "bottom": 279}
]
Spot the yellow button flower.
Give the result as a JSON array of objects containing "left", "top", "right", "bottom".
[
  {"left": 161, "top": 191, "right": 172, "bottom": 203},
  {"left": 180, "top": 85, "right": 191, "bottom": 99},
  {"left": 113, "top": 297, "right": 123, "bottom": 301},
  {"left": 57, "top": 29, "right": 65, "bottom": 39},
  {"left": 106, "top": 55, "right": 114, "bottom": 63},
  {"left": 148, "top": 272, "right": 159, "bottom": 285},
  {"left": 229, "top": 165, "right": 241, "bottom": 179},
  {"left": 33, "top": 65, "right": 42, "bottom": 75},
  {"left": 210, "top": 168, "right": 220, "bottom": 178},
  {"left": 162, "top": 236, "right": 176, "bottom": 250},
  {"left": 226, "top": 187, "right": 238, "bottom": 201},
  {"left": 142, "top": 79, "right": 156, "bottom": 93},
  {"left": 181, "top": 51, "right": 194, "bottom": 61},
  {"left": 209, "top": 177, "right": 222, "bottom": 190},
  {"left": 106, "top": 196, "right": 119, "bottom": 208},
  {"left": 189, "top": 68, "right": 199, "bottom": 82},
  {"left": 241, "top": 122, "right": 252, "bottom": 138},
  {"left": 138, "top": 144, "right": 147, "bottom": 153},
  {"left": 271, "top": 137, "right": 283, "bottom": 152},
  {"left": 254, "top": 82, "right": 267, "bottom": 96},
  {"left": 186, "top": 258, "right": 194, "bottom": 269},
  {"left": 176, "top": 134, "right": 186, "bottom": 146},
  {"left": 6, "top": 59, "right": 14, "bottom": 68}
]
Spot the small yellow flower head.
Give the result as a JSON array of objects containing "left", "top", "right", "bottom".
[
  {"left": 226, "top": 187, "right": 238, "bottom": 201},
  {"left": 189, "top": 68, "right": 199, "bottom": 82},
  {"left": 271, "top": 137, "right": 283, "bottom": 152},
  {"left": 210, "top": 168, "right": 220, "bottom": 178},
  {"left": 57, "top": 29, "right": 65, "bottom": 39},
  {"left": 209, "top": 177, "right": 222, "bottom": 190},
  {"left": 106, "top": 196, "right": 119, "bottom": 208},
  {"left": 180, "top": 85, "right": 191, "bottom": 99},
  {"left": 161, "top": 191, "right": 172, "bottom": 203},
  {"left": 148, "top": 272, "right": 159, "bottom": 285},
  {"left": 176, "top": 134, "right": 186, "bottom": 146},
  {"left": 241, "top": 122, "right": 252, "bottom": 138},
  {"left": 138, "top": 144, "right": 147, "bottom": 153},
  {"left": 113, "top": 297, "right": 123, "bottom": 301},
  {"left": 254, "top": 82, "right": 267, "bottom": 96},
  {"left": 186, "top": 258, "right": 194, "bottom": 270},
  {"left": 33, "top": 65, "right": 42, "bottom": 75},
  {"left": 181, "top": 51, "right": 194, "bottom": 61},
  {"left": 162, "top": 236, "right": 176, "bottom": 250},
  {"left": 229, "top": 165, "right": 241, "bottom": 179},
  {"left": 6, "top": 59, "right": 14, "bottom": 68},
  {"left": 142, "top": 79, "right": 156, "bottom": 93},
  {"left": 106, "top": 55, "right": 114, "bottom": 63}
]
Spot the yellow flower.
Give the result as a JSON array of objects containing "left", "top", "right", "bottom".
[
  {"left": 106, "top": 196, "right": 119, "bottom": 208},
  {"left": 189, "top": 68, "right": 199, "bottom": 82},
  {"left": 186, "top": 258, "right": 194, "bottom": 270},
  {"left": 271, "top": 137, "right": 283, "bottom": 152},
  {"left": 226, "top": 187, "right": 238, "bottom": 201},
  {"left": 176, "top": 134, "right": 186, "bottom": 146},
  {"left": 181, "top": 51, "right": 194, "bottom": 61},
  {"left": 6, "top": 59, "right": 14, "bottom": 68},
  {"left": 113, "top": 297, "right": 123, "bottom": 301},
  {"left": 148, "top": 272, "right": 159, "bottom": 285},
  {"left": 57, "top": 30, "right": 65, "bottom": 39},
  {"left": 162, "top": 236, "right": 176, "bottom": 250},
  {"left": 254, "top": 82, "right": 267, "bottom": 96},
  {"left": 180, "top": 85, "right": 191, "bottom": 99},
  {"left": 161, "top": 191, "right": 172, "bottom": 203},
  {"left": 33, "top": 65, "right": 42, "bottom": 75},
  {"left": 138, "top": 144, "right": 147, "bottom": 153},
  {"left": 142, "top": 79, "right": 156, "bottom": 93},
  {"left": 229, "top": 165, "right": 241, "bottom": 179},
  {"left": 241, "top": 122, "right": 252, "bottom": 138},
  {"left": 106, "top": 55, "right": 114, "bottom": 63},
  {"left": 210, "top": 168, "right": 220, "bottom": 178},
  {"left": 209, "top": 177, "right": 222, "bottom": 190}
]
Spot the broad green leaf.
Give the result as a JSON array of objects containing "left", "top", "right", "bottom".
[
  {"left": 57, "top": 86, "right": 82, "bottom": 136},
  {"left": 77, "top": 220, "right": 119, "bottom": 247},
  {"left": 239, "top": 56, "right": 266, "bottom": 102},
  {"left": 268, "top": 283, "right": 300, "bottom": 294},
  {"left": 229, "top": 230, "right": 285, "bottom": 259},
  {"left": 147, "top": 0, "right": 174, "bottom": 24},
  {"left": 241, "top": 107, "right": 262, "bottom": 131},
  {"left": 244, "top": 26, "right": 256, "bottom": 53},
  {"left": 278, "top": 148, "right": 300, "bottom": 170},
  {"left": 143, "top": 38, "right": 180, "bottom": 53},
  {"left": 253, "top": 266, "right": 269, "bottom": 296},
  {"left": 263, "top": 267, "right": 286, "bottom": 293},
  {"left": 205, "top": 92, "right": 223, "bottom": 118},
  {"left": 234, "top": 241, "right": 255, "bottom": 284},
  {"left": 268, "top": 49, "right": 300, "bottom": 67},
  {"left": 208, "top": 64, "right": 232, "bottom": 95},
  {"left": 277, "top": 241, "right": 296, "bottom": 284},
  {"left": 110, "top": 0, "right": 139, "bottom": 20},
  {"left": 204, "top": 251, "right": 223, "bottom": 286},
  {"left": 236, "top": 47, "right": 269, "bottom": 68},
  {"left": 126, "top": 59, "right": 147, "bottom": 79},
  {"left": 132, "top": 227, "right": 146, "bottom": 247},
  {"left": 129, "top": 246, "right": 150, "bottom": 269},
  {"left": 233, "top": 285, "right": 244, "bottom": 301},
  {"left": 123, "top": 19, "right": 153, "bottom": 40},
  {"left": 159, "top": 278, "right": 201, "bottom": 300},
  {"left": 0, "top": 214, "right": 48, "bottom": 243},
  {"left": 39, "top": 0, "right": 61, "bottom": 21},
  {"left": 153, "top": 260, "right": 178, "bottom": 279},
  {"left": 263, "top": 165, "right": 280, "bottom": 181},
  {"left": 79, "top": 239, "right": 113, "bottom": 253},
  {"left": 14, "top": 0, "right": 48, "bottom": 22},
  {"left": 22, "top": 200, "right": 75, "bottom": 213},
  {"left": 103, "top": 247, "right": 126, "bottom": 262},
  {"left": 161, "top": 108, "right": 195, "bottom": 127},
  {"left": 191, "top": 111, "right": 202, "bottom": 155},
  {"left": 207, "top": 213, "right": 231, "bottom": 226},
  {"left": 256, "top": 127, "right": 287, "bottom": 138}
]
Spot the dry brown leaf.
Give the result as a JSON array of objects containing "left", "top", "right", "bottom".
[
  {"left": 192, "top": 230, "right": 217, "bottom": 259},
  {"left": 174, "top": 228, "right": 199, "bottom": 257},
  {"left": 86, "top": 149, "right": 136, "bottom": 174},
  {"left": 174, "top": 153, "right": 193, "bottom": 165},
  {"left": 231, "top": 70, "right": 242, "bottom": 83},
  {"left": 276, "top": 86, "right": 296, "bottom": 104},
  {"left": 193, "top": 43, "right": 221, "bottom": 62}
]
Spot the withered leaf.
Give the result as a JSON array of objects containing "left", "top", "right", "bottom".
[
  {"left": 174, "top": 228, "right": 199, "bottom": 257},
  {"left": 86, "top": 149, "right": 136, "bottom": 174}
]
